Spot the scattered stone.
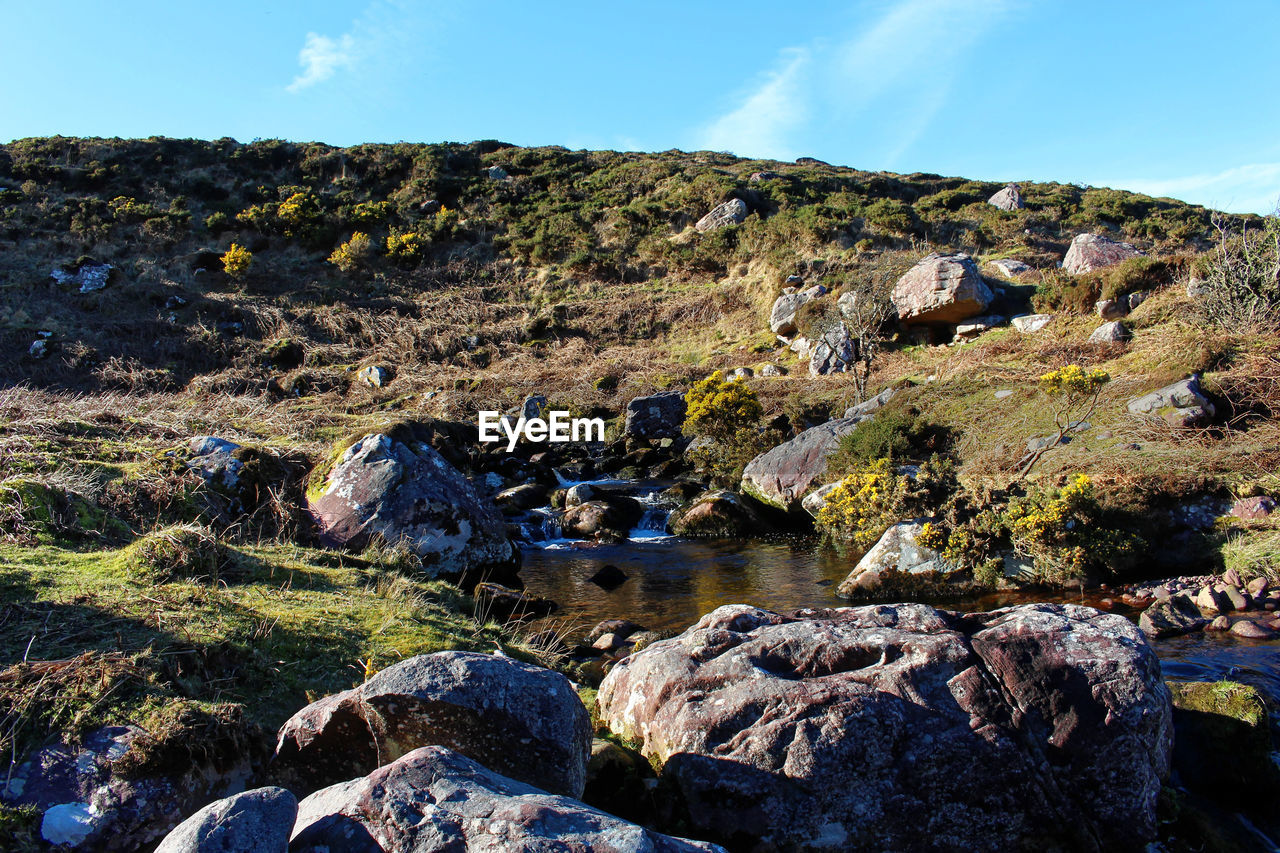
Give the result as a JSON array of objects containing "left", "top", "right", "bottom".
[
  {"left": 487, "top": 165, "right": 509, "bottom": 180},
  {"left": 694, "top": 198, "right": 747, "bottom": 232},
  {"left": 749, "top": 171, "right": 782, "bottom": 182},
  {"left": 1229, "top": 619, "right": 1276, "bottom": 639},
  {"left": 51, "top": 261, "right": 113, "bottom": 293},
  {"left": 624, "top": 391, "right": 686, "bottom": 440},
  {"left": 758, "top": 363, "right": 786, "bottom": 377},
  {"left": 1063, "top": 233, "right": 1144, "bottom": 275},
  {"left": 988, "top": 258, "right": 1031, "bottom": 277},
  {"left": 564, "top": 483, "right": 594, "bottom": 508},
  {"left": 473, "top": 582, "right": 557, "bottom": 620},
  {"left": 1010, "top": 313, "right": 1053, "bottom": 333},
  {"left": 843, "top": 387, "right": 896, "bottom": 421},
  {"left": 29, "top": 338, "right": 49, "bottom": 359},
  {"left": 1194, "top": 585, "right": 1229, "bottom": 614},
  {"left": 800, "top": 482, "right": 839, "bottom": 519},
  {"left": 308, "top": 431, "right": 517, "bottom": 582},
  {"left": 768, "top": 285, "right": 825, "bottom": 335},
  {"left": 598, "top": 603, "right": 1171, "bottom": 852},
  {"left": 586, "top": 619, "right": 644, "bottom": 643},
  {"left": 1139, "top": 594, "right": 1208, "bottom": 638},
  {"left": 987, "top": 183, "right": 1025, "bottom": 210},
  {"left": 273, "top": 651, "right": 591, "bottom": 799},
  {"left": 356, "top": 365, "right": 390, "bottom": 388},
  {"left": 289, "top": 746, "right": 723, "bottom": 852},
  {"left": 1222, "top": 585, "right": 1250, "bottom": 612},
  {"left": 1095, "top": 299, "right": 1128, "bottom": 320},
  {"left": 562, "top": 498, "right": 643, "bottom": 542},
  {"left": 836, "top": 520, "right": 958, "bottom": 595},
  {"left": 588, "top": 564, "right": 629, "bottom": 589},
  {"left": 1127, "top": 375, "right": 1216, "bottom": 428},
  {"left": 1246, "top": 576, "right": 1269, "bottom": 596},
  {"left": 891, "top": 253, "right": 993, "bottom": 325},
  {"left": 808, "top": 323, "right": 856, "bottom": 376},
  {"left": 1207, "top": 615, "right": 1231, "bottom": 631},
  {"left": 994, "top": 389, "right": 1014, "bottom": 400},
  {"left": 1230, "top": 496, "right": 1276, "bottom": 520},
  {"left": 1088, "top": 320, "right": 1130, "bottom": 343},
  {"left": 954, "top": 315, "right": 1003, "bottom": 339},
  {"left": 154, "top": 787, "right": 296, "bottom": 853}
]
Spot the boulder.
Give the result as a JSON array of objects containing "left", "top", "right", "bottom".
[
  {"left": 1010, "top": 313, "right": 1053, "bottom": 333},
  {"left": 564, "top": 483, "right": 595, "bottom": 507},
  {"left": 1063, "top": 233, "right": 1144, "bottom": 275},
  {"left": 1127, "top": 375, "right": 1216, "bottom": 428},
  {"left": 891, "top": 253, "right": 993, "bottom": 325},
  {"left": 988, "top": 258, "right": 1031, "bottom": 277},
  {"left": 668, "top": 490, "right": 769, "bottom": 538},
  {"left": 1229, "top": 496, "right": 1276, "bottom": 520},
  {"left": 1229, "top": 619, "right": 1276, "bottom": 639},
  {"left": 154, "top": 787, "right": 296, "bottom": 853},
  {"left": 843, "top": 386, "right": 896, "bottom": 421},
  {"left": 272, "top": 651, "right": 591, "bottom": 799},
  {"left": 809, "top": 323, "right": 856, "bottom": 376},
  {"left": 800, "top": 482, "right": 839, "bottom": 519},
  {"left": 29, "top": 338, "right": 49, "bottom": 359},
  {"left": 1088, "top": 320, "right": 1130, "bottom": 343},
  {"left": 51, "top": 261, "right": 113, "bottom": 293},
  {"left": 987, "top": 183, "right": 1025, "bottom": 211},
  {"left": 289, "top": 746, "right": 724, "bottom": 852},
  {"left": 953, "top": 314, "right": 1003, "bottom": 339},
  {"left": 493, "top": 482, "right": 549, "bottom": 511},
  {"left": 694, "top": 198, "right": 747, "bottom": 232},
  {"left": 835, "top": 520, "right": 958, "bottom": 596},
  {"left": 624, "top": 391, "right": 686, "bottom": 440},
  {"left": 308, "top": 433, "right": 517, "bottom": 581},
  {"left": 598, "top": 603, "right": 1172, "bottom": 852},
  {"left": 1095, "top": 299, "right": 1128, "bottom": 321},
  {"left": 562, "top": 497, "right": 643, "bottom": 541},
  {"left": 758, "top": 363, "right": 787, "bottom": 377},
  {"left": 1139, "top": 593, "right": 1208, "bottom": 638},
  {"left": 768, "top": 284, "right": 825, "bottom": 335},
  {"left": 741, "top": 417, "right": 861, "bottom": 512},
  {"left": 357, "top": 365, "right": 390, "bottom": 388},
  {"left": 1, "top": 724, "right": 258, "bottom": 852}
]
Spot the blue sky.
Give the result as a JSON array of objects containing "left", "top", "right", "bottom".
[{"left": 3, "top": 0, "right": 1278, "bottom": 212}]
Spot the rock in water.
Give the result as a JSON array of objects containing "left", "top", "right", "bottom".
[
  {"left": 1063, "top": 233, "right": 1144, "bottom": 275},
  {"left": 290, "top": 746, "right": 725, "bottom": 852},
  {"left": 668, "top": 490, "right": 769, "bottom": 537},
  {"left": 891, "top": 253, "right": 993, "bottom": 325},
  {"left": 694, "top": 198, "right": 747, "bottom": 232},
  {"left": 272, "top": 651, "right": 591, "bottom": 798},
  {"left": 624, "top": 391, "right": 687, "bottom": 439},
  {"left": 987, "top": 182, "right": 1025, "bottom": 210},
  {"left": 154, "top": 787, "right": 296, "bottom": 853},
  {"left": 308, "top": 432, "right": 517, "bottom": 582},
  {"left": 1139, "top": 593, "right": 1208, "bottom": 638},
  {"left": 597, "top": 603, "right": 1172, "bottom": 852},
  {"left": 835, "top": 520, "right": 958, "bottom": 594}
]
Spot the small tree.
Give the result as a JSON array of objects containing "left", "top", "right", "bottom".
[
  {"left": 839, "top": 289, "right": 895, "bottom": 403},
  {"left": 1198, "top": 210, "right": 1280, "bottom": 333},
  {"left": 1018, "top": 365, "right": 1109, "bottom": 478},
  {"left": 221, "top": 243, "right": 252, "bottom": 278}
]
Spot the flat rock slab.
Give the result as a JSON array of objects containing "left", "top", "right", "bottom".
[{"left": 598, "top": 602, "right": 1171, "bottom": 852}]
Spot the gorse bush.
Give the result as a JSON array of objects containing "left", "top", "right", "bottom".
[
  {"left": 386, "top": 228, "right": 427, "bottom": 264},
  {"left": 221, "top": 243, "right": 252, "bottom": 278},
  {"left": 816, "top": 458, "right": 905, "bottom": 551},
  {"left": 1020, "top": 365, "right": 1110, "bottom": 477},
  {"left": 327, "top": 231, "right": 374, "bottom": 273},
  {"left": 682, "top": 371, "right": 763, "bottom": 440}
]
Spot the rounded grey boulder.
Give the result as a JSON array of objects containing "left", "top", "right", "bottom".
[{"left": 155, "top": 787, "right": 296, "bottom": 853}]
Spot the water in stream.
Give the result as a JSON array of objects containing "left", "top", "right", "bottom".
[{"left": 519, "top": 529, "right": 1280, "bottom": 703}]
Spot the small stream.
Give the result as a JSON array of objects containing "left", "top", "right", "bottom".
[{"left": 515, "top": 483, "right": 1280, "bottom": 703}]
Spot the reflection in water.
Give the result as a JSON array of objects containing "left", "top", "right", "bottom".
[{"left": 519, "top": 536, "right": 1280, "bottom": 704}]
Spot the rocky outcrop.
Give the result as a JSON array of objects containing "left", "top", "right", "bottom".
[
  {"left": 1063, "top": 233, "right": 1144, "bottom": 275},
  {"left": 808, "top": 323, "right": 856, "bottom": 376},
  {"left": 843, "top": 386, "right": 896, "bottom": 420},
  {"left": 987, "top": 183, "right": 1025, "bottom": 210},
  {"left": 835, "top": 520, "right": 958, "bottom": 595},
  {"left": 768, "top": 285, "right": 825, "bottom": 336},
  {"left": 598, "top": 603, "right": 1172, "bottom": 852},
  {"left": 624, "top": 391, "right": 686, "bottom": 439},
  {"left": 1127, "top": 375, "right": 1216, "bottom": 427},
  {"left": 272, "top": 651, "right": 591, "bottom": 799},
  {"left": 1, "top": 724, "right": 258, "bottom": 851},
  {"left": 694, "top": 198, "right": 747, "bottom": 232},
  {"left": 154, "top": 787, "right": 296, "bottom": 853},
  {"left": 289, "top": 746, "right": 724, "bottom": 852},
  {"left": 308, "top": 432, "right": 517, "bottom": 581},
  {"left": 891, "top": 253, "right": 993, "bottom": 325},
  {"left": 668, "top": 490, "right": 769, "bottom": 537}
]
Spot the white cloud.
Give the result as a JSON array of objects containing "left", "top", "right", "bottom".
[
  {"left": 694, "top": 0, "right": 1015, "bottom": 165},
  {"left": 698, "top": 48, "right": 810, "bottom": 159},
  {"left": 1107, "top": 163, "right": 1280, "bottom": 215},
  {"left": 287, "top": 32, "right": 357, "bottom": 93}
]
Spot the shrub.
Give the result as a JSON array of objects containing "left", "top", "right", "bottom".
[
  {"left": 385, "top": 228, "right": 427, "bottom": 264},
  {"left": 1196, "top": 212, "right": 1280, "bottom": 332},
  {"left": 350, "top": 200, "right": 392, "bottom": 224},
  {"left": 682, "top": 371, "right": 763, "bottom": 440},
  {"left": 221, "top": 243, "right": 252, "bottom": 278},
  {"left": 328, "top": 231, "right": 374, "bottom": 273},
  {"left": 204, "top": 211, "right": 230, "bottom": 233},
  {"left": 815, "top": 458, "right": 905, "bottom": 551},
  {"left": 1019, "top": 365, "right": 1109, "bottom": 477},
  {"left": 277, "top": 190, "right": 322, "bottom": 237},
  {"left": 827, "top": 406, "right": 951, "bottom": 477}
]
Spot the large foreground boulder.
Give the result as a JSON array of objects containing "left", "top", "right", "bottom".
[
  {"left": 308, "top": 432, "right": 517, "bottom": 581},
  {"left": 598, "top": 603, "right": 1172, "bottom": 852},
  {"left": 290, "top": 746, "right": 724, "bottom": 852},
  {"left": 1063, "top": 233, "right": 1144, "bottom": 275},
  {"left": 155, "top": 787, "right": 296, "bottom": 853},
  {"left": 272, "top": 651, "right": 591, "bottom": 799},
  {"left": 891, "top": 253, "right": 993, "bottom": 325}
]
